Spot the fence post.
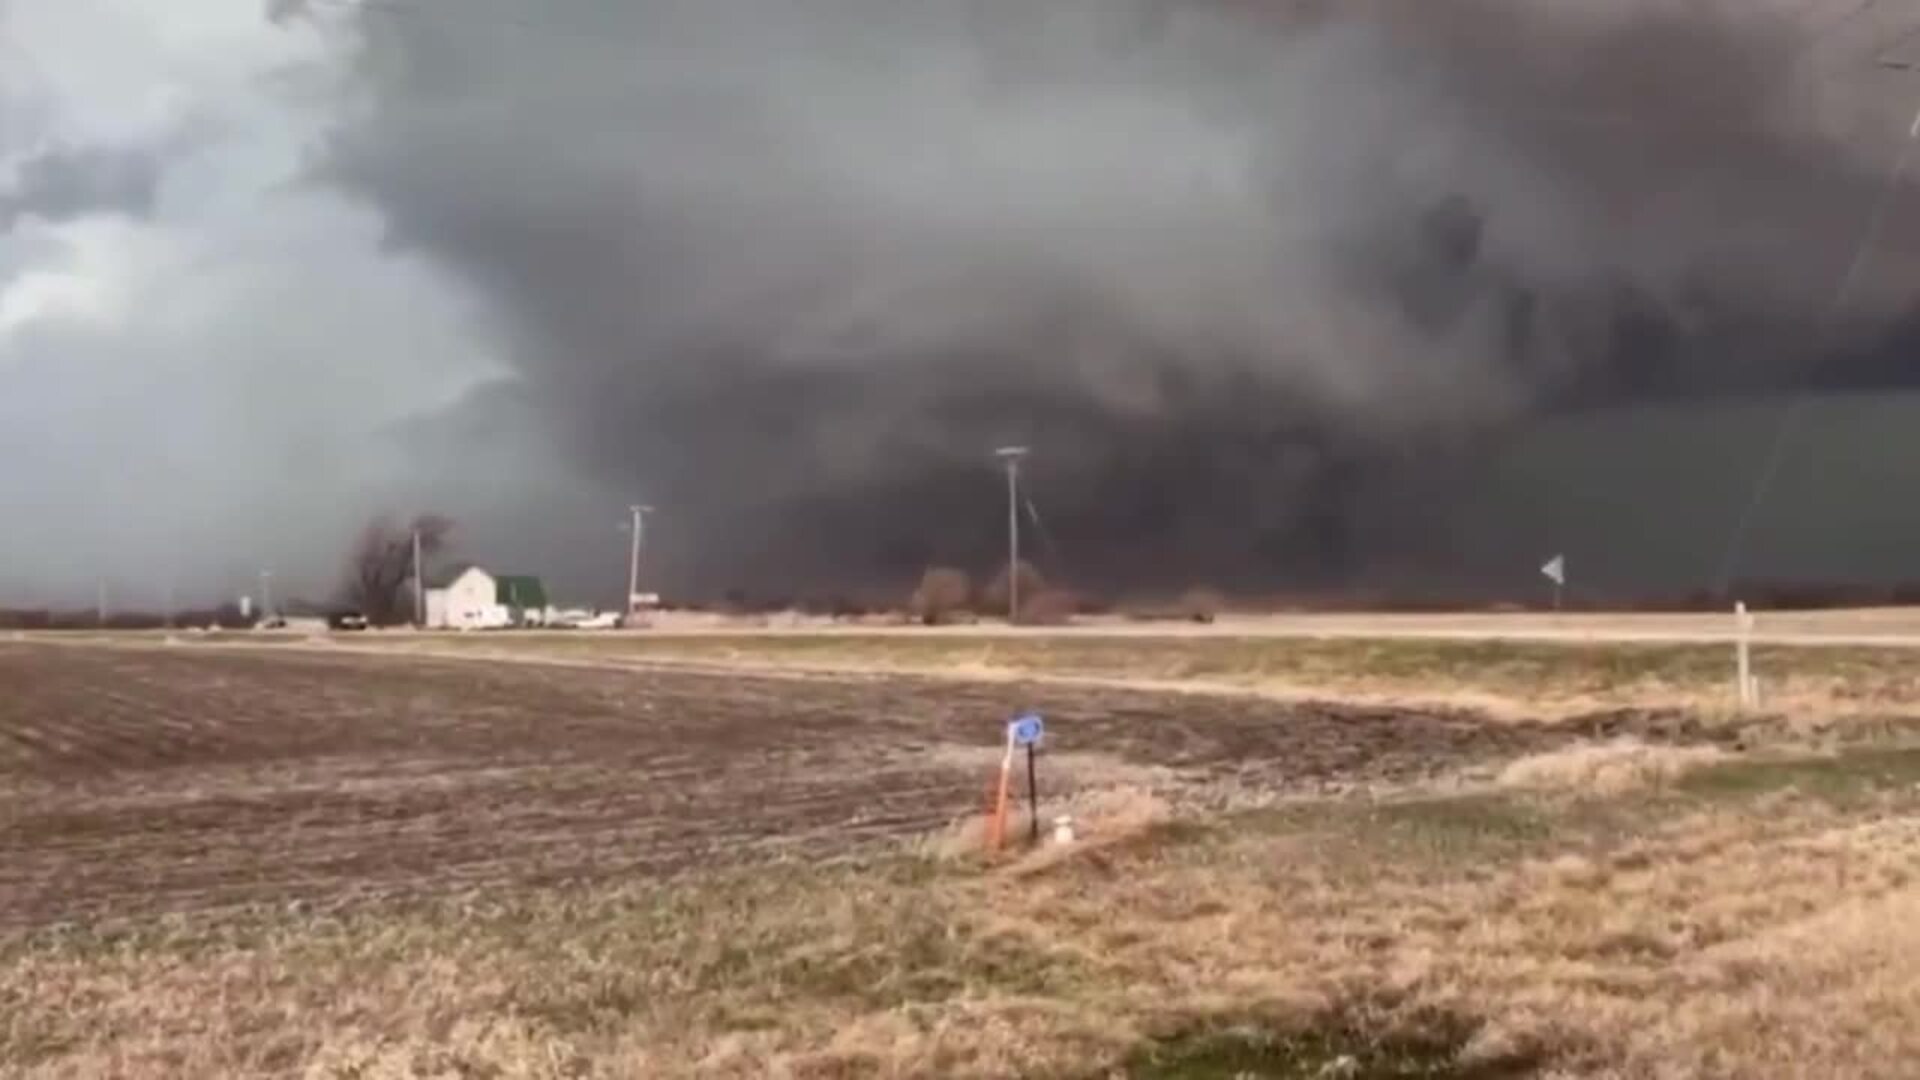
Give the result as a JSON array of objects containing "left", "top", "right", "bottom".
[{"left": 1735, "top": 602, "right": 1756, "bottom": 710}]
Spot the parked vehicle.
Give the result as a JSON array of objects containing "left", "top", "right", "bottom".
[
  {"left": 328, "top": 611, "right": 370, "bottom": 631},
  {"left": 544, "top": 608, "right": 620, "bottom": 630}
]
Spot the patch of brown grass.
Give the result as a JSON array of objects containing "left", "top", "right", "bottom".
[
  {"left": 1497, "top": 738, "right": 1727, "bottom": 796},
  {"left": 920, "top": 784, "right": 1173, "bottom": 866}
]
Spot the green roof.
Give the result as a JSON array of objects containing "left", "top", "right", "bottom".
[{"left": 494, "top": 575, "right": 548, "bottom": 611}]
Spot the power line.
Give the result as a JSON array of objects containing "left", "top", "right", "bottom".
[
  {"left": 1712, "top": 100, "right": 1920, "bottom": 591},
  {"left": 1022, "top": 493, "right": 1066, "bottom": 570}
]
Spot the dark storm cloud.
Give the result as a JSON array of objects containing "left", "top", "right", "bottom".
[
  {"left": 298, "top": 0, "right": 1920, "bottom": 595},
  {"left": 0, "top": 143, "right": 162, "bottom": 231}
]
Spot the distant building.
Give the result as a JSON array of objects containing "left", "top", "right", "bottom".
[
  {"left": 424, "top": 566, "right": 501, "bottom": 630},
  {"left": 495, "top": 574, "right": 549, "bottom": 625},
  {"left": 423, "top": 566, "right": 549, "bottom": 630}
]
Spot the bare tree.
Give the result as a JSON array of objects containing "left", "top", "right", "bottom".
[
  {"left": 344, "top": 513, "right": 453, "bottom": 626},
  {"left": 910, "top": 567, "right": 972, "bottom": 626},
  {"left": 982, "top": 560, "right": 1047, "bottom": 620}
]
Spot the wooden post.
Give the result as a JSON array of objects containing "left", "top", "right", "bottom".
[
  {"left": 987, "top": 726, "right": 1015, "bottom": 853},
  {"left": 1735, "top": 602, "right": 1755, "bottom": 710},
  {"left": 1027, "top": 742, "right": 1040, "bottom": 845}
]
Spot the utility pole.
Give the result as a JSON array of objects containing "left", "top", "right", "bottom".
[
  {"left": 995, "top": 447, "right": 1029, "bottom": 623},
  {"left": 412, "top": 526, "right": 426, "bottom": 628},
  {"left": 259, "top": 569, "right": 274, "bottom": 622},
  {"left": 627, "top": 504, "right": 653, "bottom": 617},
  {"left": 95, "top": 579, "right": 106, "bottom": 628}
]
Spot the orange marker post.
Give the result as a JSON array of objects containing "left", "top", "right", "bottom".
[{"left": 986, "top": 722, "right": 1016, "bottom": 854}]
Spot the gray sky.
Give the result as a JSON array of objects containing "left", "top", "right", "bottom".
[
  {"left": 0, "top": 0, "right": 504, "bottom": 608},
  {"left": 10, "top": 0, "right": 1920, "bottom": 610}
]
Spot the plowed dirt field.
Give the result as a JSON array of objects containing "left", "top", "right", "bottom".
[{"left": 1, "top": 643, "right": 1633, "bottom": 931}]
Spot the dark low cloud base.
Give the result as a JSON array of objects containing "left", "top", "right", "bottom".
[{"left": 291, "top": 0, "right": 1920, "bottom": 599}]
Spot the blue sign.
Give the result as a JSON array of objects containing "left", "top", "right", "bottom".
[{"left": 1010, "top": 713, "right": 1045, "bottom": 746}]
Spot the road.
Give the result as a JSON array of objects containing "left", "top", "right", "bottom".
[
  {"left": 612, "top": 608, "right": 1920, "bottom": 647},
  {"left": 20, "top": 607, "right": 1920, "bottom": 648}
]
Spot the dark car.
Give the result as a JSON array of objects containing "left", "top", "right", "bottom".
[{"left": 328, "top": 611, "right": 370, "bottom": 631}]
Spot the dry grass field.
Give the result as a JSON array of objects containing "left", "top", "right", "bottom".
[
  {"left": 6, "top": 636, "right": 1920, "bottom": 1077},
  {"left": 347, "top": 628, "right": 1920, "bottom": 724}
]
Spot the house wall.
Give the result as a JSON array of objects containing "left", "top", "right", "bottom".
[{"left": 427, "top": 569, "right": 508, "bottom": 630}]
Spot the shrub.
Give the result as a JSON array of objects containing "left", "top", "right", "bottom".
[
  {"left": 910, "top": 567, "right": 973, "bottom": 626},
  {"left": 1019, "top": 588, "right": 1079, "bottom": 626},
  {"left": 1176, "top": 586, "right": 1226, "bottom": 624},
  {"left": 982, "top": 560, "right": 1047, "bottom": 619}
]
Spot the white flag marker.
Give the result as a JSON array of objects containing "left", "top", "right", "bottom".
[
  {"left": 1541, "top": 555, "right": 1566, "bottom": 586},
  {"left": 1541, "top": 555, "right": 1566, "bottom": 612}
]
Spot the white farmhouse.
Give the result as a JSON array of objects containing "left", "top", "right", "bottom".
[
  {"left": 424, "top": 566, "right": 508, "bottom": 630},
  {"left": 422, "top": 565, "right": 552, "bottom": 630}
]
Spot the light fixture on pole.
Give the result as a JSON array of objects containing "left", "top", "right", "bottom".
[{"left": 994, "top": 446, "right": 1030, "bottom": 623}]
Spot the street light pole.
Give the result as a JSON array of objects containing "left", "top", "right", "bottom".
[
  {"left": 412, "top": 526, "right": 425, "bottom": 628},
  {"left": 626, "top": 504, "right": 653, "bottom": 617},
  {"left": 995, "top": 447, "right": 1029, "bottom": 623}
]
